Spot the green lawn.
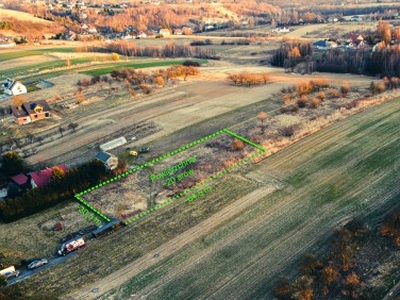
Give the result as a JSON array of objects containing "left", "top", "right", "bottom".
[
  {"left": 0, "top": 57, "right": 94, "bottom": 80},
  {"left": 0, "top": 47, "right": 75, "bottom": 62},
  {"left": 81, "top": 59, "right": 208, "bottom": 76}
]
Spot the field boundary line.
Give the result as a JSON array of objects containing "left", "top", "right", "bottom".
[{"left": 74, "top": 129, "right": 266, "bottom": 225}]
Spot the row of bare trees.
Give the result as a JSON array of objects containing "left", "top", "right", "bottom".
[
  {"left": 97, "top": 41, "right": 219, "bottom": 60},
  {"left": 227, "top": 72, "right": 271, "bottom": 86},
  {"left": 74, "top": 64, "right": 200, "bottom": 103}
]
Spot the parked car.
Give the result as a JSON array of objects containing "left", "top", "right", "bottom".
[
  {"left": 139, "top": 147, "right": 150, "bottom": 154},
  {"left": 58, "top": 237, "right": 85, "bottom": 256},
  {"left": 2, "top": 270, "right": 20, "bottom": 281},
  {"left": 27, "top": 258, "right": 48, "bottom": 270}
]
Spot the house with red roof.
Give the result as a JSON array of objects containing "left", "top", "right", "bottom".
[
  {"left": 346, "top": 33, "right": 366, "bottom": 49},
  {"left": 30, "top": 165, "right": 67, "bottom": 189},
  {"left": 11, "top": 173, "right": 31, "bottom": 190}
]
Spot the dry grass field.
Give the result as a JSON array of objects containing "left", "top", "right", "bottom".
[
  {"left": 96, "top": 96, "right": 400, "bottom": 300},
  {"left": 2, "top": 14, "right": 400, "bottom": 299},
  {"left": 0, "top": 201, "right": 96, "bottom": 264},
  {"left": 83, "top": 132, "right": 254, "bottom": 222},
  {"left": 0, "top": 8, "right": 52, "bottom": 24}
]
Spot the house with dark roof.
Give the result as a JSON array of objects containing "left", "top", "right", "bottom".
[
  {"left": 96, "top": 151, "right": 118, "bottom": 170},
  {"left": 30, "top": 165, "right": 67, "bottom": 189},
  {"left": 312, "top": 40, "right": 332, "bottom": 50},
  {"left": 11, "top": 100, "right": 51, "bottom": 125},
  {"left": 1, "top": 78, "right": 26, "bottom": 96}
]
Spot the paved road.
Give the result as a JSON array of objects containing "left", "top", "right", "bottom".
[{"left": 7, "top": 253, "right": 75, "bottom": 286}]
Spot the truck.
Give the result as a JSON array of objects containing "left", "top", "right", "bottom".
[
  {"left": 0, "top": 266, "right": 15, "bottom": 277},
  {"left": 92, "top": 219, "right": 124, "bottom": 238},
  {"left": 57, "top": 237, "right": 85, "bottom": 256}
]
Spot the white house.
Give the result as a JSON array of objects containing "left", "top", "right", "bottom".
[
  {"left": 350, "top": 16, "right": 363, "bottom": 22},
  {"left": 272, "top": 27, "right": 290, "bottom": 33},
  {"left": 159, "top": 28, "right": 171, "bottom": 36},
  {"left": 96, "top": 151, "right": 119, "bottom": 170},
  {"left": 136, "top": 31, "right": 147, "bottom": 38},
  {"left": 1, "top": 78, "right": 27, "bottom": 96},
  {"left": 0, "top": 41, "right": 16, "bottom": 48}
]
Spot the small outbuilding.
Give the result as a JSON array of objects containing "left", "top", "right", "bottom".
[{"left": 99, "top": 137, "right": 127, "bottom": 151}]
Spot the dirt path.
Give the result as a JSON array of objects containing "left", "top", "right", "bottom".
[{"left": 64, "top": 185, "right": 278, "bottom": 300}]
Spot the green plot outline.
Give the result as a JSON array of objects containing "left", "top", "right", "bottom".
[{"left": 74, "top": 128, "right": 266, "bottom": 225}]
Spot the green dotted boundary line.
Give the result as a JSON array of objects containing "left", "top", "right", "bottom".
[
  {"left": 74, "top": 129, "right": 225, "bottom": 222},
  {"left": 75, "top": 195, "right": 111, "bottom": 222},
  {"left": 74, "top": 129, "right": 266, "bottom": 225},
  {"left": 126, "top": 149, "right": 265, "bottom": 224},
  {"left": 223, "top": 128, "right": 267, "bottom": 152}
]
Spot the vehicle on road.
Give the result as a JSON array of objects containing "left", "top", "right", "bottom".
[
  {"left": 0, "top": 266, "right": 16, "bottom": 277},
  {"left": 139, "top": 147, "right": 150, "bottom": 154},
  {"left": 27, "top": 258, "right": 48, "bottom": 270},
  {"left": 2, "top": 270, "right": 20, "bottom": 281},
  {"left": 58, "top": 237, "right": 85, "bottom": 256},
  {"left": 92, "top": 219, "right": 124, "bottom": 238},
  {"left": 129, "top": 150, "right": 138, "bottom": 156}
]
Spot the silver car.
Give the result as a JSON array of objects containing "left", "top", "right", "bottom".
[{"left": 27, "top": 258, "right": 48, "bottom": 270}]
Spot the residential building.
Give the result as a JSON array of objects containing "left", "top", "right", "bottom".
[
  {"left": 96, "top": 151, "right": 119, "bottom": 170},
  {"left": 159, "top": 28, "right": 171, "bottom": 36},
  {"left": 30, "top": 165, "right": 67, "bottom": 188},
  {"left": 11, "top": 100, "right": 51, "bottom": 125},
  {"left": 312, "top": 40, "right": 338, "bottom": 50},
  {"left": 1, "top": 78, "right": 27, "bottom": 96}
]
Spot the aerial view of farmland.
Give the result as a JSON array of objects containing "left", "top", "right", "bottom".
[{"left": 0, "top": 0, "right": 400, "bottom": 299}]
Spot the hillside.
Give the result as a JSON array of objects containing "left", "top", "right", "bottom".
[
  {"left": 0, "top": 8, "right": 61, "bottom": 36},
  {"left": 0, "top": 9, "right": 52, "bottom": 24}
]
